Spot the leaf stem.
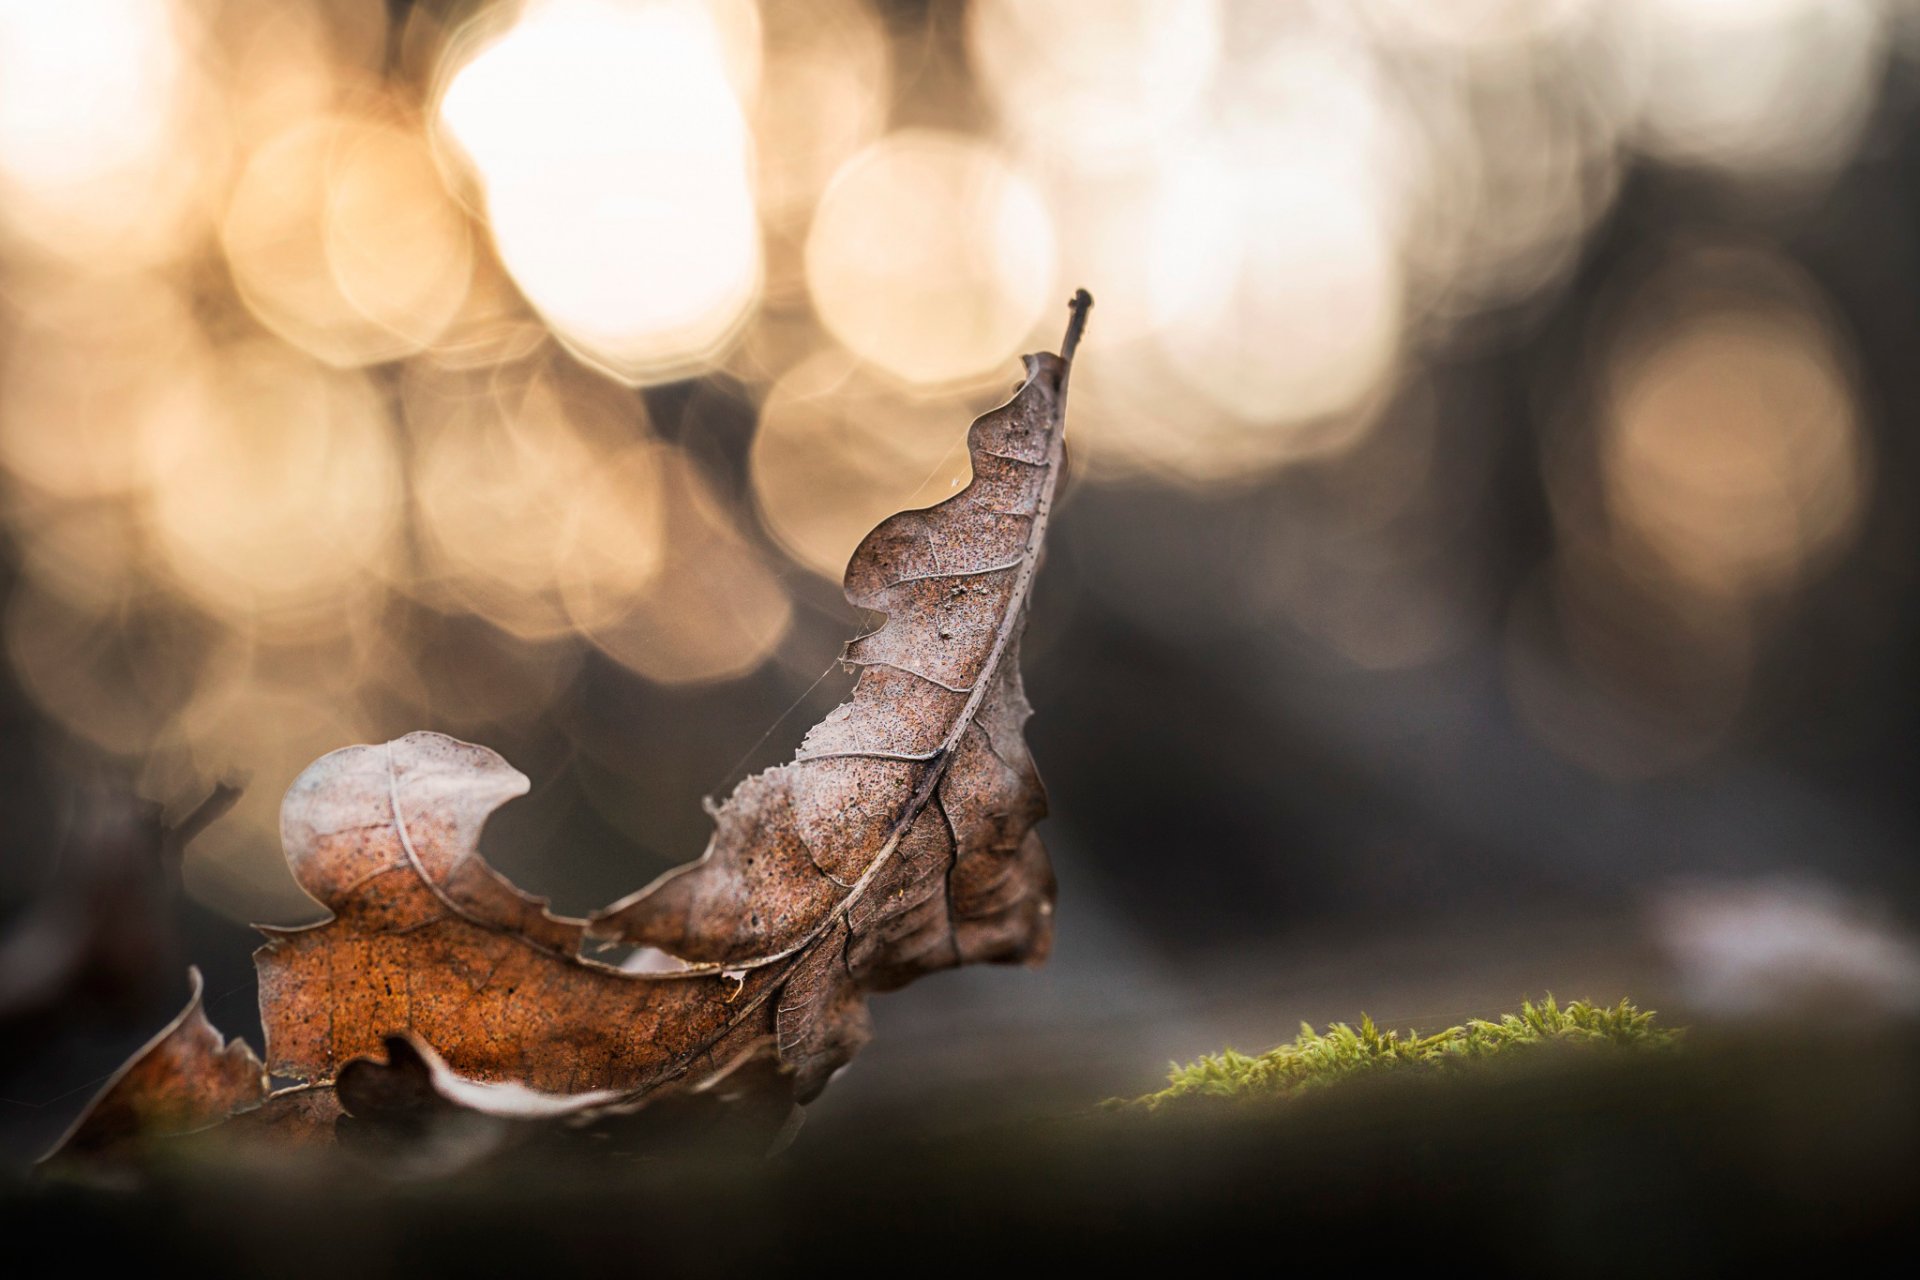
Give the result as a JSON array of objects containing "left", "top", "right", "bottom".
[
  {"left": 162, "top": 780, "right": 244, "bottom": 866},
  {"left": 1060, "top": 288, "right": 1093, "bottom": 374}
]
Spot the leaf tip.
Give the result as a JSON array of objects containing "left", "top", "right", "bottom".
[{"left": 1061, "top": 288, "right": 1093, "bottom": 371}]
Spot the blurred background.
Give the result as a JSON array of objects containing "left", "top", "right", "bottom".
[{"left": 6, "top": 0, "right": 1920, "bottom": 1158}]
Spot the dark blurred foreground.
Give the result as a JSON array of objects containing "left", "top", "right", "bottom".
[{"left": 8, "top": 1024, "right": 1917, "bottom": 1274}]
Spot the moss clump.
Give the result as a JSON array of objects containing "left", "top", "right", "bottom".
[{"left": 1130, "top": 996, "right": 1677, "bottom": 1109}]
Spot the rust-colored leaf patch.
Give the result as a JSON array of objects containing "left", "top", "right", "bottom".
[
  {"left": 43, "top": 291, "right": 1091, "bottom": 1170},
  {"left": 257, "top": 730, "right": 781, "bottom": 1100},
  {"left": 44, "top": 967, "right": 266, "bottom": 1170}
]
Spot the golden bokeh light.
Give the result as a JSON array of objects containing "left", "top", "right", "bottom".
[
  {"left": 1033, "top": 167, "right": 1187, "bottom": 351},
  {"left": 156, "top": 680, "right": 382, "bottom": 921},
  {"left": 992, "top": 16, "right": 1414, "bottom": 482},
  {"left": 1515, "top": 248, "right": 1869, "bottom": 778},
  {"left": 211, "top": 1, "right": 378, "bottom": 150},
  {"left": 5, "top": 581, "right": 249, "bottom": 758},
  {"left": 1149, "top": 143, "right": 1404, "bottom": 432},
  {"left": 1127, "top": 18, "right": 1410, "bottom": 437},
  {"left": 409, "top": 366, "right": 666, "bottom": 640},
  {"left": 395, "top": 616, "right": 587, "bottom": 734},
  {"left": 0, "top": 0, "right": 211, "bottom": 268},
  {"left": 6, "top": 496, "right": 152, "bottom": 618},
  {"left": 556, "top": 443, "right": 691, "bottom": 633},
  {"left": 752, "top": 351, "right": 986, "bottom": 579},
  {"left": 1615, "top": 0, "right": 1887, "bottom": 181},
  {"left": 222, "top": 114, "right": 473, "bottom": 367},
  {"left": 0, "top": 0, "right": 189, "bottom": 189},
  {"left": 437, "top": 0, "right": 762, "bottom": 383},
  {"left": 806, "top": 130, "right": 1057, "bottom": 388},
  {"left": 423, "top": 253, "right": 554, "bottom": 370},
  {"left": 584, "top": 448, "right": 791, "bottom": 684},
  {"left": 967, "top": 0, "right": 1221, "bottom": 172},
  {"left": 1398, "top": 59, "right": 1623, "bottom": 319},
  {"left": 1357, "top": 0, "right": 1599, "bottom": 55},
  {"left": 141, "top": 342, "right": 404, "bottom": 628},
  {"left": 0, "top": 0, "right": 1909, "bottom": 928},
  {"left": 552, "top": 444, "right": 677, "bottom": 630},
  {"left": 1068, "top": 339, "right": 1353, "bottom": 486},
  {"left": 410, "top": 369, "right": 600, "bottom": 638},
  {"left": 1598, "top": 274, "right": 1866, "bottom": 599},
  {"left": 325, "top": 122, "right": 475, "bottom": 349},
  {"left": 0, "top": 273, "right": 212, "bottom": 499},
  {"left": 752, "top": 0, "right": 890, "bottom": 301}
]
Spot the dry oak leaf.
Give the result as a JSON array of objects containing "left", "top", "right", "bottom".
[
  {"left": 46, "top": 290, "right": 1091, "bottom": 1159},
  {"left": 256, "top": 730, "right": 782, "bottom": 1102},
  {"left": 42, "top": 967, "right": 266, "bottom": 1171}
]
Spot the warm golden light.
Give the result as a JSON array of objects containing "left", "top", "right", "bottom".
[
  {"left": 1398, "top": 59, "right": 1622, "bottom": 317},
  {"left": 584, "top": 448, "right": 791, "bottom": 684},
  {"left": 1035, "top": 168, "right": 1187, "bottom": 351},
  {"left": 0, "top": 0, "right": 207, "bottom": 266},
  {"left": 752, "top": 0, "right": 890, "bottom": 301},
  {"left": 0, "top": 274, "right": 211, "bottom": 499},
  {"left": 141, "top": 343, "right": 404, "bottom": 628},
  {"left": 967, "top": 0, "right": 1220, "bottom": 172},
  {"left": 1065, "top": 342, "right": 1247, "bottom": 484},
  {"left": 751, "top": 351, "right": 983, "bottom": 579},
  {"left": 410, "top": 367, "right": 667, "bottom": 639},
  {"left": 163, "top": 681, "right": 381, "bottom": 921},
  {"left": 0, "top": 0, "right": 1907, "bottom": 932},
  {"left": 438, "top": 0, "right": 762, "bottom": 383},
  {"left": 5, "top": 581, "right": 248, "bottom": 758},
  {"left": 326, "top": 122, "right": 475, "bottom": 351},
  {"left": 7, "top": 496, "right": 150, "bottom": 618},
  {"left": 806, "top": 131, "right": 1056, "bottom": 387},
  {"left": 1512, "top": 249, "right": 1869, "bottom": 779},
  {"left": 1358, "top": 0, "right": 1598, "bottom": 54},
  {"left": 1149, "top": 143, "right": 1404, "bottom": 433},
  {"left": 213, "top": 3, "right": 364, "bottom": 150},
  {"left": 1601, "top": 304, "right": 1865, "bottom": 597},
  {"left": 223, "top": 115, "right": 473, "bottom": 367},
  {"left": 1617, "top": 0, "right": 1886, "bottom": 181}
]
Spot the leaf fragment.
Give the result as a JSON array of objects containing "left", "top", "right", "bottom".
[
  {"left": 42, "top": 967, "right": 266, "bottom": 1170},
  {"left": 257, "top": 731, "right": 779, "bottom": 1099}
]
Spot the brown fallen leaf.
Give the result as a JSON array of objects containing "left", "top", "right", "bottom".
[
  {"left": 257, "top": 729, "right": 780, "bottom": 1100},
  {"left": 592, "top": 289, "right": 1089, "bottom": 1096},
  {"left": 46, "top": 289, "right": 1090, "bottom": 1163},
  {"left": 41, "top": 967, "right": 266, "bottom": 1172}
]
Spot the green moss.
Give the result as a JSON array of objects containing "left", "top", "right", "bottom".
[{"left": 1127, "top": 996, "right": 1678, "bottom": 1110}]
